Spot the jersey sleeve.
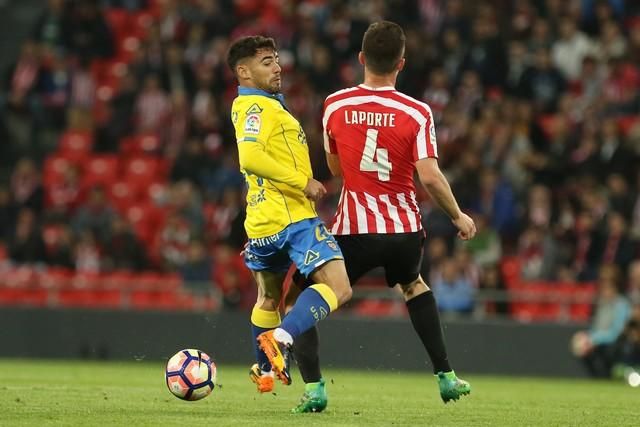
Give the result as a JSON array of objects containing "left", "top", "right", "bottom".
[
  {"left": 232, "top": 99, "right": 275, "bottom": 145},
  {"left": 322, "top": 98, "right": 337, "bottom": 154},
  {"left": 413, "top": 105, "right": 438, "bottom": 161}
]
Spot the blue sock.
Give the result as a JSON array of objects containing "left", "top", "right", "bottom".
[
  {"left": 280, "top": 284, "right": 337, "bottom": 339},
  {"left": 251, "top": 307, "right": 281, "bottom": 372}
]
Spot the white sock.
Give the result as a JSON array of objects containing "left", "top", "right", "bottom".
[{"left": 273, "top": 328, "right": 294, "bottom": 346}]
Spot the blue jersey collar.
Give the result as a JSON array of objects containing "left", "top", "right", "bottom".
[{"left": 238, "top": 86, "right": 288, "bottom": 110}]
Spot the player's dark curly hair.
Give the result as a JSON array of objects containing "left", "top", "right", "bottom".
[
  {"left": 362, "top": 21, "right": 405, "bottom": 75},
  {"left": 227, "top": 36, "right": 277, "bottom": 72}
]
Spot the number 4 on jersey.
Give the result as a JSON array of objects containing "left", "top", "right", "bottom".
[{"left": 359, "top": 128, "right": 392, "bottom": 181}]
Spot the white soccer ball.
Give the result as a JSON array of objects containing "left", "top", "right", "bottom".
[{"left": 165, "top": 349, "right": 216, "bottom": 401}]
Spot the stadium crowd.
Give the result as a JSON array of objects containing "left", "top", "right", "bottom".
[{"left": 1, "top": 0, "right": 640, "bottom": 323}]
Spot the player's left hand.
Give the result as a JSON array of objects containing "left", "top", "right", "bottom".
[
  {"left": 303, "top": 178, "right": 327, "bottom": 202},
  {"left": 452, "top": 212, "right": 476, "bottom": 240}
]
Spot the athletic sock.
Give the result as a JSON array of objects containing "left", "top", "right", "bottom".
[
  {"left": 293, "top": 326, "right": 322, "bottom": 383},
  {"left": 279, "top": 283, "right": 337, "bottom": 339},
  {"left": 251, "top": 306, "right": 281, "bottom": 372},
  {"left": 406, "top": 291, "right": 452, "bottom": 374}
]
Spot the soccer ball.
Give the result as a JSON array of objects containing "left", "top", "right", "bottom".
[{"left": 165, "top": 349, "right": 216, "bottom": 401}]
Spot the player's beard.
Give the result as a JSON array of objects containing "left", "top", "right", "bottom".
[{"left": 260, "top": 76, "right": 281, "bottom": 94}]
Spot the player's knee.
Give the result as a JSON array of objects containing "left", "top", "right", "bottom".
[
  {"left": 333, "top": 282, "right": 352, "bottom": 305},
  {"left": 399, "top": 276, "right": 428, "bottom": 299}
]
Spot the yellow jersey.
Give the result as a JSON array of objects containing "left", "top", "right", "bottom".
[{"left": 231, "top": 87, "right": 317, "bottom": 238}]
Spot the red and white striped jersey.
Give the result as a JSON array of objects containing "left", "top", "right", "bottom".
[{"left": 322, "top": 84, "right": 438, "bottom": 235}]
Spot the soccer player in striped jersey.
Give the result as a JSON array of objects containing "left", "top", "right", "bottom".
[
  {"left": 226, "top": 36, "right": 352, "bottom": 392},
  {"left": 289, "top": 21, "right": 476, "bottom": 413}
]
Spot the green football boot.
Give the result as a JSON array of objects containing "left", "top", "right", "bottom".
[
  {"left": 291, "top": 379, "right": 328, "bottom": 413},
  {"left": 436, "top": 371, "right": 471, "bottom": 403}
]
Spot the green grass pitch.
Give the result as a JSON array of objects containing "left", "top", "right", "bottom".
[{"left": 0, "top": 359, "right": 637, "bottom": 426}]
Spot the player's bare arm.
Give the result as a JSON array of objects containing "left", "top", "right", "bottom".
[
  {"left": 325, "top": 152, "right": 342, "bottom": 177},
  {"left": 415, "top": 157, "right": 476, "bottom": 240}
]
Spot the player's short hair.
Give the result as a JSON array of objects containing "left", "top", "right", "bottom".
[
  {"left": 227, "top": 36, "right": 277, "bottom": 72},
  {"left": 361, "top": 21, "right": 405, "bottom": 75}
]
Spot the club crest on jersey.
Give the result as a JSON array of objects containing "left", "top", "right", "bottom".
[
  {"left": 326, "top": 240, "right": 338, "bottom": 251},
  {"left": 246, "top": 103, "right": 263, "bottom": 114},
  {"left": 244, "top": 114, "right": 261, "bottom": 134}
]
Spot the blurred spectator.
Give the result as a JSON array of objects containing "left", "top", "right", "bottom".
[
  {"left": 103, "top": 216, "right": 147, "bottom": 271},
  {"left": 8, "top": 209, "right": 46, "bottom": 264},
  {"left": 42, "top": 222, "right": 74, "bottom": 268},
  {"left": 62, "top": 0, "right": 114, "bottom": 61},
  {"left": 469, "top": 168, "right": 517, "bottom": 236},
  {"left": 571, "top": 264, "right": 631, "bottom": 377},
  {"left": 0, "top": 186, "right": 16, "bottom": 242},
  {"left": 520, "top": 47, "right": 566, "bottom": 112},
  {"left": 135, "top": 74, "right": 171, "bottom": 134},
  {"left": 431, "top": 258, "right": 475, "bottom": 314},
  {"left": 478, "top": 263, "right": 509, "bottom": 317},
  {"left": 179, "top": 240, "right": 212, "bottom": 286},
  {"left": 518, "top": 224, "right": 560, "bottom": 281},
  {"left": 47, "top": 164, "right": 81, "bottom": 216},
  {"left": 32, "top": 0, "right": 67, "bottom": 51},
  {"left": 212, "top": 244, "right": 253, "bottom": 310},
  {"left": 461, "top": 212, "right": 502, "bottom": 268},
  {"left": 161, "top": 42, "right": 195, "bottom": 96},
  {"left": 552, "top": 17, "right": 595, "bottom": 81},
  {"left": 153, "top": 211, "right": 192, "bottom": 270},
  {"left": 71, "top": 186, "right": 116, "bottom": 243},
  {"left": 628, "top": 261, "right": 640, "bottom": 305},
  {"left": 593, "top": 211, "right": 635, "bottom": 273},
  {"left": 10, "top": 158, "right": 44, "bottom": 214},
  {"left": 74, "top": 230, "right": 102, "bottom": 273}
]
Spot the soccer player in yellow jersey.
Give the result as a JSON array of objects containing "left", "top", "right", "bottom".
[{"left": 226, "top": 36, "right": 352, "bottom": 391}]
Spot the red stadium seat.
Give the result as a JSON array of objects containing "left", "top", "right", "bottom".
[
  {"left": 120, "top": 134, "right": 161, "bottom": 156},
  {"left": 102, "top": 271, "right": 136, "bottom": 290},
  {"left": 39, "top": 268, "right": 74, "bottom": 290},
  {"left": 109, "top": 181, "right": 138, "bottom": 213},
  {"left": 43, "top": 156, "right": 76, "bottom": 188},
  {"left": 83, "top": 155, "right": 120, "bottom": 188},
  {"left": 123, "top": 156, "right": 163, "bottom": 193},
  {"left": 0, "top": 267, "right": 38, "bottom": 289},
  {"left": 104, "top": 8, "right": 131, "bottom": 38},
  {"left": 57, "top": 131, "right": 93, "bottom": 163},
  {"left": 0, "top": 288, "right": 48, "bottom": 307},
  {"left": 57, "top": 289, "right": 122, "bottom": 309},
  {"left": 125, "top": 203, "right": 164, "bottom": 244}
]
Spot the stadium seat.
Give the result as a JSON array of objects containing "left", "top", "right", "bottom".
[
  {"left": 43, "top": 156, "right": 76, "bottom": 188},
  {"left": 123, "top": 156, "right": 162, "bottom": 193},
  {"left": 39, "top": 268, "right": 74, "bottom": 290},
  {"left": 104, "top": 8, "right": 131, "bottom": 38},
  {"left": 57, "top": 131, "right": 93, "bottom": 163},
  {"left": 57, "top": 289, "right": 122, "bottom": 309},
  {"left": 0, "top": 267, "right": 38, "bottom": 289},
  {"left": 108, "top": 181, "right": 137, "bottom": 213},
  {"left": 120, "top": 134, "right": 161, "bottom": 156},
  {"left": 102, "top": 271, "right": 135, "bottom": 290},
  {"left": 0, "top": 288, "right": 48, "bottom": 307},
  {"left": 83, "top": 155, "right": 120, "bottom": 189}
]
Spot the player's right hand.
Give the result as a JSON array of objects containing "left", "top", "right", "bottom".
[
  {"left": 303, "top": 178, "right": 327, "bottom": 202},
  {"left": 452, "top": 212, "right": 476, "bottom": 241}
]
